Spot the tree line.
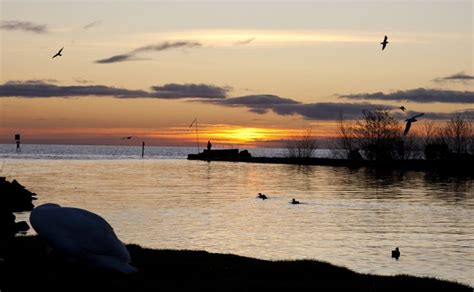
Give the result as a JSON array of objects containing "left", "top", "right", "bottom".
[{"left": 285, "top": 110, "right": 473, "bottom": 161}]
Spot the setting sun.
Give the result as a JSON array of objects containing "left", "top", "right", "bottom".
[{"left": 214, "top": 127, "right": 272, "bottom": 143}]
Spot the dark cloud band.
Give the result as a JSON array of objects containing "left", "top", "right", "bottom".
[
  {"left": 151, "top": 84, "right": 229, "bottom": 99},
  {"left": 2, "top": 81, "right": 472, "bottom": 120},
  {"left": 0, "top": 80, "right": 227, "bottom": 99},
  {"left": 206, "top": 94, "right": 474, "bottom": 120},
  {"left": 206, "top": 94, "right": 394, "bottom": 120},
  {"left": 340, "top": 88, "right": 474, "bottom": 104}
]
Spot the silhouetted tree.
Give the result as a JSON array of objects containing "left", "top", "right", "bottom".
[
  {"left": 353, "top": 110, "right": 403, "bottom": 160},
  {"left": 285, "top": 129, "right": 318, "bottom": 159},
  {"left": 421, "top": 121, "right": 449, "bottom": 160},
  {"left": 443, "top": 113, "right": 472, "bottom": 155},
  {"left": 400, "top": 131, "right": 423, "bottom": 160},
  {"left": 334, "top": 113, "right": 356, "bottom": 159}
]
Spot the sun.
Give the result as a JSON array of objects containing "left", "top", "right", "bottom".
[
  {"left": 206, "top": 127, "right": 281, "bottom": 144},
  {"left": 228, "top": 128, "right": 269, "bottom": 143}
]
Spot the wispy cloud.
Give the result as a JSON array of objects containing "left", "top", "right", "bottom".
[
  {"left": 340, "top": 88, "right": 474, "bottom": 104},
  {"left": 95, "top": 41, "right": 202, "bottom": 64},
  {"left": 234, "top": 37, "right": 255, "bottom": 45},
  {"left": 83, "top": 20, "right": 102, "bottom": 30},
  {"left": 133, "top": 42, "right": 201, "bottom": 53},
  {"left": 0, "top": 20, "right": 47, "bottom": 34},
  {"left": 432, "top": 72, "right": 474, "bottom": 84},
  {"left": 0, "top": 80, "right": 227, "bottom": 99},
  {"left": 155, "top": 29, "right": 426, "bottom": 47},
  {"left": 95, "top": 54, "right": 138, "bottom": 64}
]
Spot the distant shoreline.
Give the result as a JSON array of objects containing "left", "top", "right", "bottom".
[{"left": 1, "top": 236, "right": 471, "bottom": 291}]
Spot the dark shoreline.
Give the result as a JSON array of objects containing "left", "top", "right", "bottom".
[
  {"left": 188, "top": 155, "right": 474, "bottom": 174},
  {"left": 0, "top": 236, "right": 471, "bottom": 291}
]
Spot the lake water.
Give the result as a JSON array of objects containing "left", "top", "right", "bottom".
[{"left": 1, "top": 144, "right": 473, "bottom": 286}]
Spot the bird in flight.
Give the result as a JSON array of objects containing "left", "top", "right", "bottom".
[
  {"left": 380, "top": 35, "right": 389, "bottom": 50},
  {"left": 399, "top": 106, "right": 406, "bottom": 112},
  {"left": 52, "top": 47, "right": 63, "bottom": 59},
  {"left": 404, "top": 113, "right": 424, "bottom": 135},
  {"left": 121, "top": 136, "right": 133, "bottom": 140}
]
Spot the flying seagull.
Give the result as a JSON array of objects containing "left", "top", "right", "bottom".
[
  {"left": 404, "top": 113, "right": 424, "bottom": 135},
  {"left": 380, "top": 35, "right": 389, "bottom": 51},
  {"left": 30, "top": 203, "right": 137, "bottom": 273},
  {"left": 52, "top": 47, "right": 63, "bottom": 59},
  {"left": 399, "top": 106, "right": 406, "bottom": 112},
  {"left": 121, "top": 136, "right": 133, "bottom": 140}
]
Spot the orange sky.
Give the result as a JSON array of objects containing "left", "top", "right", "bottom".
[{"left": 0, "top": 1, "right": 472, "bottom": 147}]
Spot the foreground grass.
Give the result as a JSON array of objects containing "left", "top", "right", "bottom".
[{"left": 0, "top": 236, "right": 471, "bottom": 291}]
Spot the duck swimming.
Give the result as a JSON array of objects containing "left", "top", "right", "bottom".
[
  {"left": 392, "top": 247, "right": 400, "bottom": 260},
  {"left": 257, "top": 193, "right": 268, "bottom": 200}
]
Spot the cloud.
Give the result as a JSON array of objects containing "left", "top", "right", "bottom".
[
  {"left": 213, "top": 94, "right": 299, "bottom": 106},
  {"left": 132, "top": 41, "right": 201, "bottom": 53},
  {"left": 234, "top": 37, "right": 255, "bottom": 45},
  {"left": 0, "top": 80, "right": 147, "bottom": 98},
  {"left": 95, "top": 41, "right": 202, "bottom": 64},
  {"left": 340, "top": 88, "right": 474, "bottom": 104},
  {"left": 206, "top": 94, "right": 474, "bottom": 120},
  {"left": 150, "top": 84, "right": 230, "bottom": 99},
  {"left": 206, "top": 94, "right": 394, "bottom": 119},
  {"left": 0, "top": 20, "right": 47, "bottom": 34},
  {"left": 95, "top": 54, "right": 138, "bottom": 64},
  {"left": 433, "top": 72, "right": 474, "bottom": 83},
  {"left": 0, "top": 80, "right": 228, "bottom": 99},
  {"left": 83, "top": 20, "right": 102, "bottom": 30},
  {"left": 421, "top": 109, "right": 474, "bottom": 120},
  {"left": 206, "top": 94, "right": 300, "bottom": 114},
  {"left": 3, "top": 81, "right": 471, "bottom": 121},
  {"left": 271, "top": 102, "right": 396, "bottom": 120},
  {"left": 159, "top": 29, "right": 423, "bottom": 47}
]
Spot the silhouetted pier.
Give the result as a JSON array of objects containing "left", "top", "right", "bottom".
[
  {"left": 187, "top": 149, "right": 251, "bottom": 161},
  {"left": 187, "top": 152, "right": 474, "bottom": 174}
]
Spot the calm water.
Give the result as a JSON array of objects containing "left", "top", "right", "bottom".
[{"left": 1, "top": 145, "right": 473, "bottom": 286}]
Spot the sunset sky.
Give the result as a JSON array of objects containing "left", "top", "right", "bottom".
[{"left": 0, "top": 0, "right": 472, "bottom": 147}]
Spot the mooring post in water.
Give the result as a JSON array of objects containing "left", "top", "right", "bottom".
[
  {"left": 15, "top": 134, "right": 21, "bottom": 152},
  {"left": 141, "top": 141, "right": 145, "bottom": 158}
]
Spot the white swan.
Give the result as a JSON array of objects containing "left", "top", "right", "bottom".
[{"left": 30, "top": 203, "right": 137, "bottom": 273}]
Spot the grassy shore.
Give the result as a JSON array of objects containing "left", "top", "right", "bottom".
[{"left": 0, "top": 236, "right": 471, "bottom": 291}]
